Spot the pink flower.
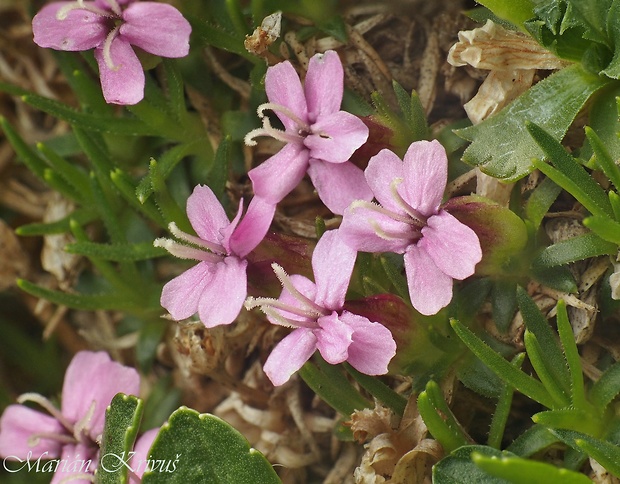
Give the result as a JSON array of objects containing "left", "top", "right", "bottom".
[
  {"left": 244, "top": 50, "right": 373, "bottom": 215},
  {"left": 154, "top": 185, "right": 275, "bottom": 327},
  {"left": 246, "top": 230, "right": 396, "bottom": 386},
  {"left": 32, "top": 0, "right": 191, "bottom": 104},
  {"left": 0, "top": 351, "right": 146, "bottom": 483},
  {"left": 339, "top": 140, "right": 482, "bottom": 316}
]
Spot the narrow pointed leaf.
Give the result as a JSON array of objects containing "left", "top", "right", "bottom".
[
  {"left": 528, "top": 122, "right": 613, "bottom": 218},
  {"left": 345, "top": 364, "right": 407, "bottom": 416},
  {"left": 555, "top": 300, "right": 586, "bottom": 408},
  {"left": 433, "top": 445, "right": 511, "bottom": 484},
  {"left": 17, "top": 279, "right": 134, "bottom": 311},
  {"left": 590, "top": 361, "right": 620, "bottom": 411},
  {"left": 524, "top": 177, "right": 562, "bottom": 230},
  {"left": 532, "top": 232, "right": 617, "bottom": 268},
  {"left": 586, "top": 126, "right": 620, "bottom": 192},
  {"left": 451, "top": 319, "right": 556, "bottom": 408},
  {"left": 472, "top": 452, "right": 592, "bottom": 484},
  {"left": 65, "top": 241, "right": 167, "bottom": 261},
  {"left": 551, "top": 429, "right": 620, "bottom": 478},
  {"left": 299, "top": 355, "right": 371, "bottom": 416},
  {"left": 517, "top": 287, "right": 571, "bottom": 396},
  {"left": 524, "top": 330, "right": 570, "bottom": 406},
  {"left": 583, "top": 215, "right": 620, "bottom": 244},
  {"left": 418, "top": 380, "right": 470, "bottom": 453}
]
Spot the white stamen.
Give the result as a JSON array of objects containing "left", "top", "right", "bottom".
[
  {"left": 244, "top": 116, "right": 302, "bottom": 146},
  {"left": 102, "top": 0, "right": 122, "bottom": 16},
  {"left": 17, "top": 393, "right": 75, "bottom": 433},
  {"left": 101, "top": 25, "right": 122, "bottom": 70},
  {"left": 256, "top": 102, "right": 310, "bottom": 131},
  {"left": 73, "top": 400, "right": 96, "bottom": 441},
  {"left": 369, "top": 219, "right": 418, "bottom": 242},
  {"left": 350, "top": 200, "right": 415, "bottom": 225},
  {"left": 56, "top": 0, "right": 115, "bottom": 20},
  {"left": 154, "top": 238, "right": 224, "bottom": 263},
  {"left": 272, "top": 263, "right": 329, "bottom": 316},
  {"left": 388, "top": 178, "right": 428, "bottom": 226},
  {"left": 27, "top": 431, "right": 75, "bottom": 447},
  {"left": 168, "top": 222, "right": 226, "bottom": 255},
  {"left": 245, "top": 296, "right": 320, "bottom": 321}
]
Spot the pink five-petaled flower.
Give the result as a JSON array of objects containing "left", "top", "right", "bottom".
[
  {"left": 154, "top": 185, "right": 275, "bottom": 328},
  {"left": 245, "top": 230, "right": 397, "bottom": 386},
  {"left": 339, "top": 140, "right": 483, "bottom": 316},
  {"left": 244, "top": 50, "right": 373, "bottom": 215},
  {"left": 32, "top": 0, "right": 191, "bottom": 105},
  {"left": 0, "top": 351, "right": 154, "bottom": 483}
]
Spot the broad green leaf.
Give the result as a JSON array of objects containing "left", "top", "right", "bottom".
[
  {"left": 586, "top": 97, "right": 620, "bottom": 177},
  {"left": 96, "top": 394, "right": 143, "bottom": 484},
  {"left": 451, "top": 319, "right": 556, "bottom": 409},
  {"left": 532, "top": 232, "right": 617, "bottom": 268},
  {"left": 472, "top": 0, "right": 535, "bottom": 30},
  {"left": 457, "top": 65, "right": 610, "bottom": 181},
  {"left": 529, "top": 264, "right": 578, "bottom": 293},
  {"left": 589, "top": 361, "right": 620, "bottom": 410},
  {"left": 472, "top": 452, "right": 592, "bottom": 483},
  {"left": 601, "top": 0, "right": 620, "bottom": 77},
  {"left": 528, "top": 122, "right": 613, "bottom": 218},
  {"left": 299, "top": 355, "right": 371, "bottom": 416},
  {"left": 583, "top": 215, "right": 620, "bottom": 244},
  {"left": 551, "top": 429, "right": 620, "bottom": 477},
  {"left": 418, "top": 381, "right": 470, "bottom": 453},
  {"left": 565, "top": 0, "right": 613, "bottom": 44},
  {"left": 517, "top": 288, "right": 571, "bottom": 397},
  {"left": 65, "top": 241, "right": 167, "bottom": 261},
  {"left": 141, "top": 408, "right": 280, "bottom": 483},
  {"left": 433, "top": 445, "right": 511, "bottom": 484}
]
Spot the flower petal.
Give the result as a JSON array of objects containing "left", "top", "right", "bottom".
[
  {"left": 340, "top": 203, "right": 413, "bottom": 254},
  {"left": 404, "top": 244, "right": 454, "bottom": 315},
  {"left": 365, "top": 149, "right": 406, "bottom": 213},
  {"left": 51, "top": 442, "right": 98, "bottom": 483},
  {"left": 263, "top": 328, "right": 317, "bottom": 386},
  {"left": 94, "top": 37, "right": 144, "bottom": 105},
  {"left": 160, "top": 261, "right": 213, "bottom": 320},
  {"left": 312, "top": 230, "right": 356, "bottom": 310},
  {"left": 316, "top": 312, "right": 353, "bottom": 364},
  {"left": 265, "top": 61, "right": 308, "bottom": 130},
  {"left": 305, "top": 111, "right": 369, "bottom": 163},
  {"left": 0, "top": 405, "right": 64, "bottom": 459},
  {"left": 198, "top": 257, "right": 248, "bottom": 327},
  {"left": 186, "top": 185, "right": 230, "bottom": 245},
  {"left": 228, "top": 197, "right": 276, "bottom": 258},
  {"left": 120, "top": 2, "right": 191, "bottom": 58},
  {"left": 270, "top": 274, "right": 317, "bottom": 326},
  {"left": 248, "top": 143, "right": 309, "bottom": 204},
  {"left": 32, "top": 3, "right": 109, "bottom": 51},
  {"left": 129, "top": 428, "right": 159, "bottom": 480},
  {"left": 400, "top": 140, "right": 448, "bottom": 216},
  {"left": 307, "top": 159, "right": 373, "bottom": 215},
  {"left": 340, "top": 311, "right": 396, "bottom": 374},
  {"left": 420, "top": 210, "right": 482, "bottom": 280},
  {"left": 304, "top": 50, "right": 343, "bottom": 119},
  {"left": 61, "top": 351, "right": 140, "bottom": 440}
]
